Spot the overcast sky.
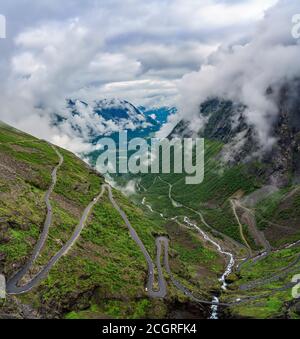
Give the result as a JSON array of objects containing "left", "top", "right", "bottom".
[
  {"left": 0, "top": 0, "right": 278, "bottom": 108},
  {"left": 2, "top": 0, "right": 299, "bottom": 153}
]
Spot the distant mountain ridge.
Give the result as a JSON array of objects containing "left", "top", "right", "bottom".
[
  {"left": 139, "top": 106, "right": 177, "bottom": 126},
  {"left": 53, "top": 98, "right": 158, "bottom": 142},
  {"left": 52, "top": 99, "right": 177, "bottom": 149},
  {"left": 170, "top": 79, "right": 300, "bottom": 187},
  {"left": 0, "top": 121, "right": 214, "bottom": 319}
]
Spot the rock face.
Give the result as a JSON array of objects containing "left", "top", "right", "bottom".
[
  {"left": 266, "top": 81, "right": 300, "bottom": 186},
  {"left": 170, "top": 80, "right": 300, "bottom": 188},
  {"left": 250, "top": 80, "right": 300, "bottom": 187}
]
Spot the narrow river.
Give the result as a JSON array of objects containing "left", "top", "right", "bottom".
[
  {"left": 150, "top": 177, "right": 236, "bottom": 319},
  {"left": 183, "top": 217, "right": 235, "bottom": 319}
]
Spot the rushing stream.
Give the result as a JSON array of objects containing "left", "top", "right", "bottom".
[
  {"left": 183, "top": 217, "right": 235, "bottom": 319},
  {"left": 141, "top": 178, "right": 236, "bottom": 319},
  {"left": 142, "top": 197, "right": 154, "bottom": 212}
]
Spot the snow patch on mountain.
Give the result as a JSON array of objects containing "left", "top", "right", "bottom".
[{"left": 53, "top": 98, "right": 156, "bottom": 143}]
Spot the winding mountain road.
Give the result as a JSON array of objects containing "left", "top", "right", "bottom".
[
  {"left": 230, "top": 199, "right": 253, "bottom": 255},
  {"left": 7, "top": 147, "right": 105, "bottom": 295},
  {"left": 105, "top": 184, "right": 167, "bottom": 298},
  {"left": 157, "top": 176, "right": 248, "bottom": 253},
  {"left": 7, "top": 146, "right": 64, "bottom": 294},
  {"left": 138, "top": 176, "right": 300, "bottom": 310},
  {"left": 6, "top": 148, "right": 298, "bottom": 312}
]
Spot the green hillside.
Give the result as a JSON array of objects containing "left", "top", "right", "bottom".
[
  {"left": 0, "top": 122, "right": 223, "bottom": 319},
  {"left": 132, "top": 140, "right": 261, "bottom": 244},
  {"left": 1, "top": 121, "right": 299, "bottom": 319},
  {"left": 114, "top": 134, "right": 300, "bottom": 318}
]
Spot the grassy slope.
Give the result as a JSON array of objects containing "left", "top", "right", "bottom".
[
  {"left": 0, "top": 123, "right": 219, "bottom": 319},
  {"left": 130, "top": 140, "right": 259, "bottom": 245},
  {"left": 255, "top": 187, "right": 300, "bottom": 247},
  {"left": 1, "top": 122, "right": 299, "bottom": 319},
  {"left": 228, "top": 246, "right": 300, "bottom": 319},
  {"left": 119, "top": 138, "right": 300, "bottom": 318}
]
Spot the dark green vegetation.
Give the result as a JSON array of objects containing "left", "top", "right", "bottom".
[
  {"left": 1, "top": 115, "right": 300, "bottom": 319},
  {"left": 0, "top": 122, "right": 220, "bottom": 319},
  {"left": 255, "top": 187, "right": 300, "bottom": 247},
  {"left": 111, "top": 94, "right": 300, "bottom": 318},
  {"left": 126, "top": 140, "right": 260, "bottom": 245},
  {"left": 126, "top": 157, "right": 300, "bottom": 318},
  {"left": 228, "top": 246, "right": 300, "bottom": 319}
]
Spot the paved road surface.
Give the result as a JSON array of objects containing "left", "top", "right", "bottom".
[
  {"left": 105, "top": 184, "right": 167, "bottom": 298},
  {"left": 7, "top": 146, "right": 63, "bottom": 294},
  {"left": 7, "top": 147, "right": 105, "bottom": 294},
  {"left": 7, "top": 150, "right": 297, "bottom": 308}
]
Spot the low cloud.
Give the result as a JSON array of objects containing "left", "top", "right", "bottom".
[
  {"left": 0, "top": 0, "right": 281, "bottom": 153},
  {"left": 177, "top": 0, "right": 300, "bottom": 150},
  {"left": 105, "top": 176, "right": 138, "bottom": 196},
  {"left": 155, "top": 113, "right": 181, "bottom": 138}
]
